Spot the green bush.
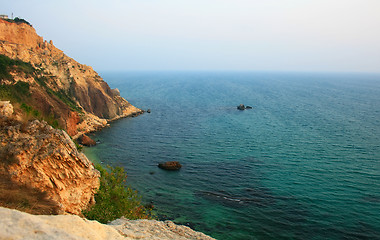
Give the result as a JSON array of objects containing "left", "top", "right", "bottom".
[
  {"left": 0, "top": 54, "right": 34, "bottom": 80},
  {"left": 0, "top": 81, "right": 30, "bottom": 102},
  {"left": 83, "top": 164, "right": 151, "bottom": 223},
  {"left": 0, "top": 55, "right": 13, "bottom": 80}
]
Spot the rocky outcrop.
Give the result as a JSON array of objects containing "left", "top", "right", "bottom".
[
  {"left": 0, "top": 111, "right": 100, "bottom": 214},
  {"left": 0, "top": 18, "right": 143, "bottom": 137},
  {"left": 0, "top": 207, "right": 215, "bottom": 240}
]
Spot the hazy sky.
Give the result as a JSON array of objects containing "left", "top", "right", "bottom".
[{"left": 2, "top": 0, "right": 380, "bottom": 72}]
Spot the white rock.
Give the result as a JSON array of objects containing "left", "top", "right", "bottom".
[
  {"left": 0, "top": 207, "right": 216, "bottom": 240},
  {"left": 0, "top": 207, "right": 125, "bottom": 240}
]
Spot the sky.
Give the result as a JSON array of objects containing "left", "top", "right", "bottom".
[{"left": 1, "top": 0, "right": 380, "bottom": 72}]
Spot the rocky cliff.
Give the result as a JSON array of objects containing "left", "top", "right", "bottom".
[
  {"left": 0, "top": 18, "right": 143, "bottom": 214},
  {"left": 0, "top": 101, "right": 100, "bottom": 214},
  {"left": 0, "top": 18, "right": 143, "bottom": 137},
  {"left": 0, "top": 207, "right": 215, "bottom": 240}
]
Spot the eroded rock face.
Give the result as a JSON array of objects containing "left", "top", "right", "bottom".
[{"left": 0, "top": 117, "right": 100, "bottom": 214}]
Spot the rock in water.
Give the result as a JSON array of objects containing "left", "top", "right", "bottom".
[
  {"left": 246, "top": 105, "right": 253, "bottom": 109},
  {"left": 237, "top": 104, "right": 245, "bottom": 110},
  {"left": 79, "top": 134, "right": 97, "bottom": 147},
  {"left": 158, "top": 161, "right": 182, "bottom": 171}
]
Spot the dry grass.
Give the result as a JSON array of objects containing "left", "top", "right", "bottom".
[{"left": 0, "top": 170, "right": 60, "bottom": 215}]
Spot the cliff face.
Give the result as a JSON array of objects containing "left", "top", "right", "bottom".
[
  {"left": 0, "top": 18, "right": 143, "bottom": 137},
  {"left": 0, "top": 106, "right": 100, "bottom": 214}
]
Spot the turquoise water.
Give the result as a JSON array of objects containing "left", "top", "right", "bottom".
[{"left": 84, "top": 72, "right": 380, "bottom": 239}]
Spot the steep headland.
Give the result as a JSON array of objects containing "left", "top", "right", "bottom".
[
  {"left": 0, "top": 18, "right": 214, "bottom": 239},
  {"left": 0, "top": 18, "right": 143, "bottom": 137}
]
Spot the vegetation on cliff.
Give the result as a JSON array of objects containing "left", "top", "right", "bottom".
[
  {"left": 0, "top": 54, "right": 80, "bottom": 129},
  {"left": 0, "top": 54, "right": 34, "bottom": 80},
  {"left": 83, "top": 165, "right": 152, "bottom": 223}
]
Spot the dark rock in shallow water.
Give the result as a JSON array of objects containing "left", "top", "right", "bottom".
[
  {"left": 158, "top": 161, "right": 182, "bottom": 171},
  {"left": 245, "top": 105, "right": 253, "bottom": 109},
  {"left": 147, "top": 109, "right": 151, "bottom": 113},
  {"left": 237, "top": 104, "right": 245, "bottom": 110}
]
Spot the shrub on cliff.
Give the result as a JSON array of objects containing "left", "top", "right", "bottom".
[{"left": 83, "top": 164, "right": 151, "bottom": 223}]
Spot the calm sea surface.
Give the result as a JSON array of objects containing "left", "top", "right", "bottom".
[{"left": 84, "top": 72, "right": 380, "bottom": 239}]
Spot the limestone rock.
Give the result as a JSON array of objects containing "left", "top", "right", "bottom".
[
  {"left": 0, "top": 207, "right": 215, "bottom": 240},
  {"left": 0, "top": 207, "right": 125, "bottom": 240},
  {"left": 110, "top": 218, "right": 215, "bottom": 240},
  {"left": 0, "top": 117, "right": 100, "bottom": 214}
]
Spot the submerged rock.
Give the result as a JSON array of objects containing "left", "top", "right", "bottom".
[
  {"left": 158, "top": 161, "right": 182, "bottom": 171},
  {"left": 245, "top": 105, "right": 253, "bottom": 109}
]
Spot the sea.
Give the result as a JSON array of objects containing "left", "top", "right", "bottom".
[{"left": 84, "top": 71, "right": 380, "bottom": 240}]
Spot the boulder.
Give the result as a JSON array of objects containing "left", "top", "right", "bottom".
[
  {"left": 158, "top": 161, "right": 182, "bottom": 171},
  {"left": 0, "top": 100, "right": 13, "bottom": 118},
  {"left": 79, "top": 134, "right": 96, "bottom": 147},
  {"left": 237, "top": 104, "right": 245, "bottom": 110},
  {"left": 246, "top": 105, "right": 253, "bottom": 109}
]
